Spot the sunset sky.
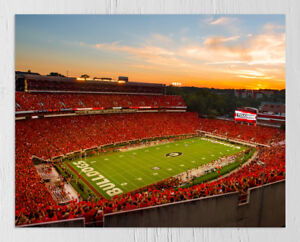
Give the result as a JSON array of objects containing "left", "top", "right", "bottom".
[{"left": 15, "top": 15, "right": 285, "bottom": 89}]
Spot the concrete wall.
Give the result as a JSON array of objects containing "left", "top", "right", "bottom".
[
  {"left": 236, "top": 179, "right": 285, "bottom": 227},
  {"left": 20, "top": 218, "right": 85, "bottom": 227},
  {"left": 104, "top": 180, "right": 285, "bottom": 227}
]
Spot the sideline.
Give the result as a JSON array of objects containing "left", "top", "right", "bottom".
[
  {"left": 210, "top": 149, "right": 259, "bottom": 183},
  {"left": 65, "top": 162, "right": 103, "bottom": 199}
]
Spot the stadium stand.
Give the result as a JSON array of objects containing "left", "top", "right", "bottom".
[
  {"left": 199, "top": 118, "right": 284, "bottom": 144},
  {"left": 15, "top": 111, "right": 285, "bottom": 225},
  {"left": 16, "top": 112, "right": 199, "bottom": 159},
  {"left": 15, "top": 73, "right": 166, "bottom": 94},
  {"left": 15, "top": 92, "right": 185, "bottom": 111},
  {"left": 14, "top": 76, "right": 285, "bottom": 226}
]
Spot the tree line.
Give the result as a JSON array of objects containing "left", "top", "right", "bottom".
[{"left": 166, "top": 86, "right": 285, "bottom": 118}]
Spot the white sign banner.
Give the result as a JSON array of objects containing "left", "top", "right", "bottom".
[{"left": 234, "top": 110, "right": 257, "bottom": 121}]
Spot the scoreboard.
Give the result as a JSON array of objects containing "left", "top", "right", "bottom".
[{"left": 234, "top": 110, "right": 257, "bottom": 124}]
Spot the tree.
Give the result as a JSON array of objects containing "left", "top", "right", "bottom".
[
  {"left": 80, "top": 74, "right": 90, "bottom": 80},
  {"left": 166, "top": 85, "right": 285, "bottom": 118},
  {"left": 208, "top": 109, "right": 219, "bottom": 119},
  {"left": 48, "top": 72, "right": 65, "bottom": 77}
]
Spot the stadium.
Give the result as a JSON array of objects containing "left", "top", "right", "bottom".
[{"left": 15, "top": 72, "right": 285, "bottom": 227}]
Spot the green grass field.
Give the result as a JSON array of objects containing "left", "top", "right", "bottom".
[{"left": 64, "top": 137, "right": 247, "bottom": 198}]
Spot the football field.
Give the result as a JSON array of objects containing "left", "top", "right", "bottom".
[{"left": 65, "top": 137, "right": 247, "bottom": 198}]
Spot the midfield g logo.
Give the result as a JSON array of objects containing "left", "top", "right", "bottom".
[{"left": 166, "top": 152, "right": 183, "bottom": 157}]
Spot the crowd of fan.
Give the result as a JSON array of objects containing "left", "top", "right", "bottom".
[
  {"left": 15, "top": 112, "right": 199, "bottom": 224},
  {"left": 199, "top": 118, "right": 284, "bottom": 144},
  {"left": 15, "top": 112, "right": 285, "bottom": 226},
  {"left": 36, "top": 164, "right": 54, "bottom": 180},
  {"left": 16, "top": 112, "right": 199, "bottom": 160},
  {"left": 15, "top": 92, "right": 184, "bottom": 111},
  {"left": 47, "top": 183, "right": 73, "bottom": 205},
  {"left": 16, "top": 144, "right": 285, "bottom": 226}
]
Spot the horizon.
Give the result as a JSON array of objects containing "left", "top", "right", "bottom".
[
  {"left": 15, "top": 69, "right": 286, "bottom": 91},
  {"left": 15, "top": 15, "right": 285, "bottom": 90}
]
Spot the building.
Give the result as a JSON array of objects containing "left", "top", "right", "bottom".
[
  {"left": 15, "top": 71, "right": 165, "bottom": 95},
  {"left": 234, "top": 89, "right": 275, "bottom": 99},
  {"left": 259, "top": 102, "right": 285, "bottom": 116}
]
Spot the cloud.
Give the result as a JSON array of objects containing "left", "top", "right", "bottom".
[
  {"left": 184, "top": 27, "right": 285, "bottom": 66},
  {"left": 180, "top": 25, "right": 285, "bottom": 82},
  {"left": 206, "top": 16, "right": 241, "bottom": 35},
  {"left": 238, "top": 75, "right": 272, "bottom": 79},
  {"left": 204, "top": 35, "right": 240, "bottom": 46},
  {"left": 95, "top": 42, "right": 174, "bottom": 57},
  {"left": 264, "top": 23, "right": 284, "bottom": 31},
  {"left": 93, "top": 41, "right": 187, "bottom": 68},
  {"left": 237, "top": 70, "right": 265, "bottom": 77},
  {"left": 210, "top": 17, "right": 235, "bottom": 25},
  {"left": 89, "top": 23, "right": 284, "bottom": 85},
  {"left": 230, "top": 69, "right": 273, "bottom": 80}
]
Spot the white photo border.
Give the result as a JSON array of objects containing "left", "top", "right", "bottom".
[{"left": 1, "top": 0, "right": 299, "bottom": 241}]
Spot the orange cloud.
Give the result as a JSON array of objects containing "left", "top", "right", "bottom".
[
  {"left": 204, "top": 36, "right": 240, "bottom": 46},
  {"left": 16, "top": 24, "right": 285, "bottom": 90},
  {"left": 210, "top": 17, "right": 234, "bottom": 25},
  {"left": 72, "top": 28, "right": 285, "bottom": 89},
  {"left": 184, "top": 31, "right": 284, "bottom": 65}
]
